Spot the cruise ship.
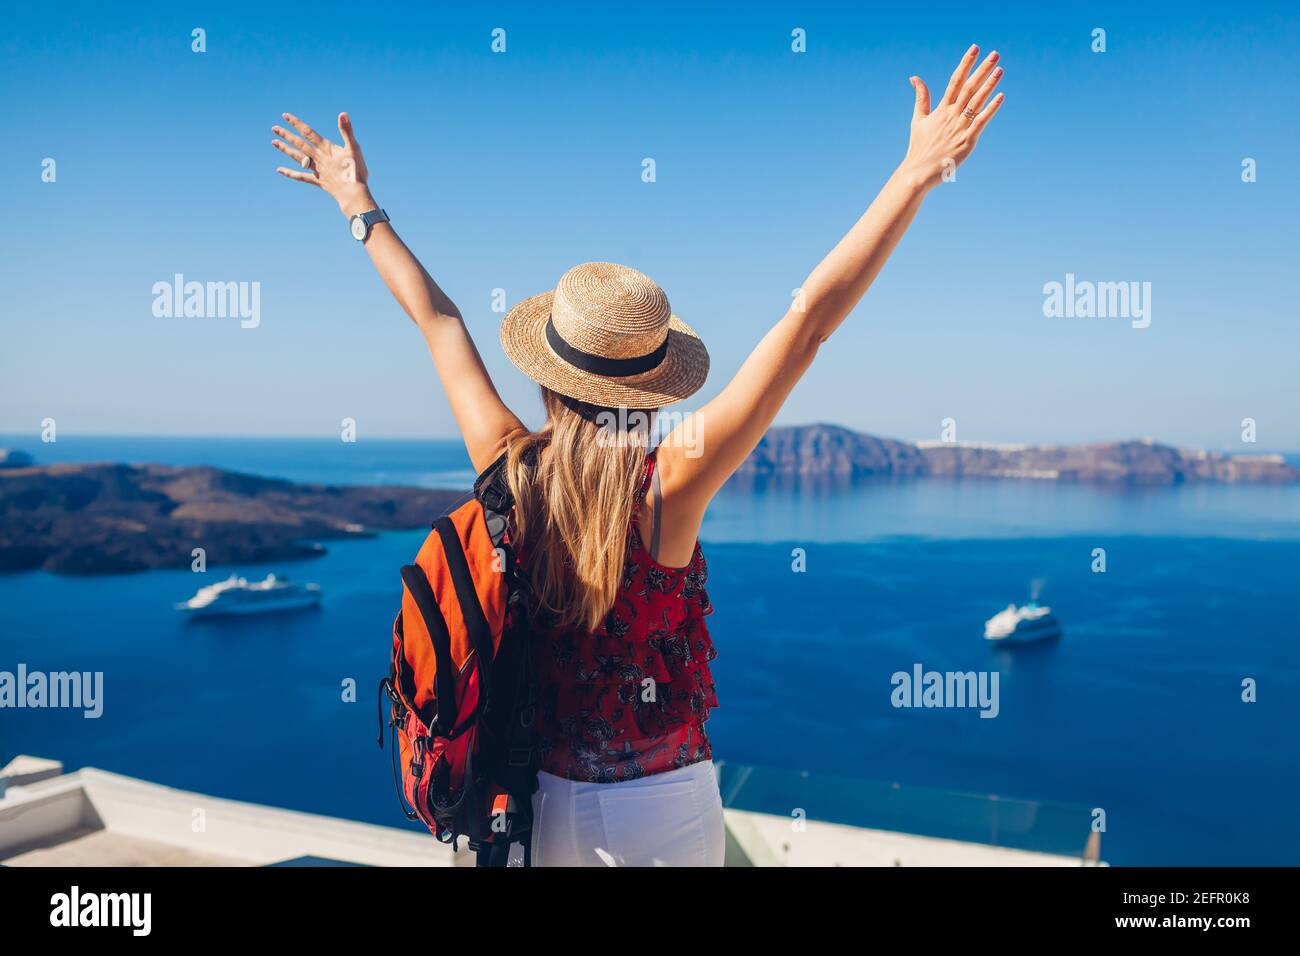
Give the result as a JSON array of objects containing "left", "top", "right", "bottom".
[
  {"left": 176, "top": 574, "right": 321, "bottom": 618},
  {"left": 984, "top": 602, "right": 1062, "bottom": 644}
]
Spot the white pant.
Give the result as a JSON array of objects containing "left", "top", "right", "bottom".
[{"left": 530, "top": 760, "right": 725, "bottom": 867}]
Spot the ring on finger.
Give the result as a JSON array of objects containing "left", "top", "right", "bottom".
[
  {"left": 962, "top": 108, "right": 976, "bottom": 120},
  {"left": 300, "top": 154, "right": 314, "bottom": 170}
]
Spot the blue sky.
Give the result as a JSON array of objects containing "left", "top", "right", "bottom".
[{"left": 2, "top": 1, "right": 1297, "bottom": 450}]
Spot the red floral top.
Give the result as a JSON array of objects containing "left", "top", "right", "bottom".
[{"left": 527, "top": 452, "right": 718, "bottom": 783}]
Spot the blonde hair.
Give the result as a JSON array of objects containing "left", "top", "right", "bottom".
[{"left": 505, "top": 388, "right": 653, "bottom": 632}]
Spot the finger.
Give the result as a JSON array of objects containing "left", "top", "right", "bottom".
[
  {"left": 942, "top": 44, "right": 980, "bottom": 104},
  {"left": 970, "top": 92, "right": 1006, "bottom": 135},
  {"left": 965, "top": 65, "right": 1004, "bottom": 116},
  {"left": 272, "top": 124, "right": 317, "bottom": 156},
  {"left": 282, "top": 112, "right": 326, "bottom": 147},
  {"left": 958, "top": 51, "right": 1000, "bottom": 108},
  {"left": 271, "top": 139, "right": 310, "bottom": 165},
  {"left": 276, "top": 166, "right": 321, "bottom": 186},
  {"left": 337, "top": 111, "right": 359, "bottom": 152},
  {"left": 910, "top": 76, "right": 931, "bottom": 120}
]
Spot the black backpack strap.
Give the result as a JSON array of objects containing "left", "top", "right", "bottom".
[
  {"left": 400, "top": 564, "right": 458, "bottom": 737},
  {"left": 476, "top": 834, "right": 531, "bottom": 867},
  {"left": 467, "top": 446, "right": 540, "bottom": 868},
  {"left": 434, "top": 516, "right": 495, "bottom": 698},
  {"left": 378, "top": 678, "right": 420, "bottom": 821},
  {"left": 473, "top": 452, "right": 514, "bottom": 531}
]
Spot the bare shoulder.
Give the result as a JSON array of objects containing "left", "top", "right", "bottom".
[
  {"left": 641, "top": 440, "right": 709, "bottom": 569},
  {"left": 470, "top": 426, "right": 530, "bottom": 477}
]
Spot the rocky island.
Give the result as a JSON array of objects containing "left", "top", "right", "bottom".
[
  {"left": 0, "top": 462, "right": 462, "bottom": 575},
  {"left": 735, "top": 425, "right": 1299, "bottom": 485}
]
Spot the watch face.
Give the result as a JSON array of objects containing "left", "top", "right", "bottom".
[{"left": 350, "top": 216, "right": 367, "bottom": 240}]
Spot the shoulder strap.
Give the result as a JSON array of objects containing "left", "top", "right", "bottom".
[
  {"left": 635, "top": 450, "right": 657, "bottom": 505},
  {"left": 649, "top": 460, "right": 662, "bottom": 560},
  {"left": 434, "top": 516, "right": 494, "bottom": 700},
  {"left": 634, "top": 451, "right": 663, "bottom": 559},
  {"left": 399, "top": 564, "right": 458, "bottom": 736},
  {"left": 474, "top": 453, "right": 513, "bottom": 548}
]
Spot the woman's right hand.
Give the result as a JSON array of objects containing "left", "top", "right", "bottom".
[
  {"left": 899, "top": 45, "right": 1005, "bottom": 191},
  {"left": 272, "top": 111, "right": 375, "bottom": 217}
]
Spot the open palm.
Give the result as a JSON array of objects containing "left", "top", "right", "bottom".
[{"left": 272, "top": 111, "right": 371, "bottom": 213}]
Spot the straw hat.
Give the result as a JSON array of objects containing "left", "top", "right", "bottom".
[{"left": 500, "top": 262, "right": 709, "bottom": 409}]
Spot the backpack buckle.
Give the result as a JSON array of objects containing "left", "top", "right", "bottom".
[
  {"left": 474, "top": 455, "right": 513, "bottom": 515},
  {"left": 410, "top": 736, "right": 427, "bottom": 780},
  {"left": 481, "top": 487, "right": 510, "bottom": 516}
]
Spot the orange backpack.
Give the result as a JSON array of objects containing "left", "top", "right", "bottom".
[{"left": 377, "top": 455, "right": 538, "bottom": 866}]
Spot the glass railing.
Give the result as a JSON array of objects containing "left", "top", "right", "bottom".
[{"left": 715, "top": 761, "right": 1097, "bottom": 860}]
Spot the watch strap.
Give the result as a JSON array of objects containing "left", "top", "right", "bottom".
[{"left": 352, "top": 208, "right": 389, "bottom": 240}]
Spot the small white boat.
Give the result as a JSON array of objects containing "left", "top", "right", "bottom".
[
  {"left": 984, "top": 602, "right": 1062, "bottom": 644},
  {"left": 176, "top": 574, "right": 321, "bottom": 618}
]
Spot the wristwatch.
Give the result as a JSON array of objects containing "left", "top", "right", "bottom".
[{"left": 349, "top": 208, "right": 389, "bottom": 242}]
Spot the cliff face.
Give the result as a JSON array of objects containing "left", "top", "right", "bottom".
[
  {"left": 739, "top": 427, "right": 1299, "bottom": 485},
  {"left": 919, "top": 439, "right": 1298, "bottom": 484},
  {"left": 735, "top": 424, "right": 930, "bottom": 479},
  {"left": 918, "top": 439, "right": 1190, "bottom": 483},
  {"left": 0, "top": 463, "right": 463, "bottom": 575}
]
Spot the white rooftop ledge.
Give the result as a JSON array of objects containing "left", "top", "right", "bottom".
[
  {"left": 0, "top": 760, "right": 1099, "bottom": 867},
  {"left": 0, "top": 763, "right": 457, "bottom": 867},
  {"left": 1, "top": 754, "right": 65, "bottom": 793}
]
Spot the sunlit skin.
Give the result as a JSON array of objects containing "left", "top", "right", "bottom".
[{"left": 272, "top": 46, "right": 1004, "bottom": 568}]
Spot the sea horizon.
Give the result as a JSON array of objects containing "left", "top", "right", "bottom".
[{"left": 4, "top": 430, "right": 1298, "bottom": 456}]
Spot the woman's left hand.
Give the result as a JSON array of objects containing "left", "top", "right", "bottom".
[{"left": 272, "top": 111, "right": 373, "bottom": 216}]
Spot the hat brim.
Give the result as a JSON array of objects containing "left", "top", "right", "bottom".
[{"left": 500, "top": 290, "right": 709, "bottom": 410}]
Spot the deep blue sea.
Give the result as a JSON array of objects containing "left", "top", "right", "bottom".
[{"left": 1, "top": 435, "right": 1298, "bottom": 865}]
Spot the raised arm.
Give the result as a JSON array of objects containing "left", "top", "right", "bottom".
[
  {"left": 658, "top": 46, "right": 1005, "bottom": 513},
  {"left": 272, "top": 111, "right": 524, "bottom": 473}
]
